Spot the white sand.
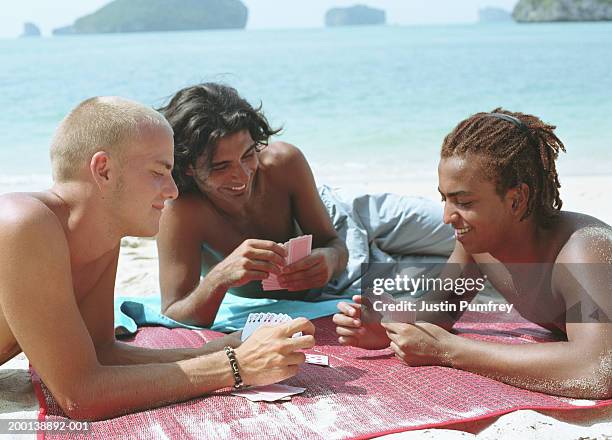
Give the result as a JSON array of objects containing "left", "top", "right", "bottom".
[{"left": 1, "top": 174, "right": 611, "bottom": 437}]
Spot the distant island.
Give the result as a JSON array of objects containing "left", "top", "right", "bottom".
[
  {"left": 325, "top": 5, "right": 386, "bottom": 27},
  {"left": 20, "top": 22, "right": 41, "bottom": 37},
  {"left": 53, "top": 0, "right": 248, "bottom": 35},
  {"left": 478, "top": 7, "right": 512, "bottom": 23},
  {"left": 513, "top": 0, "right": 612, "bottom": 22}
]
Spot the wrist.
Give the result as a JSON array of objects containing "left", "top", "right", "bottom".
[
  {"left": 322, "top": 247, "right": 341, "bottom": 279},
  {"left": 223, "top": 346, "right": 244, "bottom": 389},
  {"left": 439, "top": 333, "right": 460, "bottom": 368},
  {"left": 208, "top": 266, "right": 231, "bottom": 294},
  {"left": 233, "top": 346, "right": 252, "bottom": 386}
]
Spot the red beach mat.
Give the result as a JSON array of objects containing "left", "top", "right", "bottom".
[{"left": 31, "top": 313, "right": 612, "bottom": 439}]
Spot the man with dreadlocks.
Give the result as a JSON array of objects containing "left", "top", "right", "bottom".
[{"left": 334, "top": 109, "right": 611, "bottom": 399}]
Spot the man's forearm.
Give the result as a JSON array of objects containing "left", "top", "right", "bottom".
[
  {"left": 163, "top": 271, "right": 228, "bottom": 327},
  {"left": 447, "top": 335, "right": 611, "bottom": 399},
  {"left": 96, "top": 331, "right": 242, "bottom": 365},
  {"left": 60, "top": 351, "right": 235, "bottom": 420}
]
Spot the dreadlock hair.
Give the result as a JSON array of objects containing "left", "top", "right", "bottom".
[
  {"left": 441, "top": 108, "right": 566, "bottom": 228},
  {"left": 157, "top": 83, "right": 281, "bottom": 194}
]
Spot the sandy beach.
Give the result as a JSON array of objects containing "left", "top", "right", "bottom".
[{"left": 1, "top": 172, "right": 611, "bottom": 438}]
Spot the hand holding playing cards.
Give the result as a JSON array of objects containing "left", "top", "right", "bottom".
[
  {"left": 381, "top": 321, "right": 454, "bottom": 367},
  {"left": 211, "top": 239, "right": 287, "bottom": 289},
  {"left": 277, "top": 248, "right": 336, "bottom": 291},
  {"left": 235, "top": 317, "right": 316, "bottom": 386},
  {"left": 333, "top": 295, "right": 391, "bottom": 350}
]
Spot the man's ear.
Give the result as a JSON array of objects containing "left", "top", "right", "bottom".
[
  {"left": 508, "top": 183, "right": 530, "bottom": 216},
  {"left": 90, "top": 151, "right": 113, "bottom": 190},
  {"left": 185, "top": 164, "right": 195, "bottom": 177}
]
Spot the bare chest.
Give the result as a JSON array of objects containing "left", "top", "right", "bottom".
[
  {"left": 204, "top": 194, "right": 296, "bottom": 255},
  {"left": 70, "top": 253, "right": 115, "bottom": 302}
]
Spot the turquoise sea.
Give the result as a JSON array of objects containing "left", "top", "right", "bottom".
[{"left": 1, "top": 22, "right": 611, "bottom": 191}]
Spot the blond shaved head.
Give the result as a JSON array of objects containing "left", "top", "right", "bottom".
[{"left": 50, "top": 96, "right": 172, "bottom": 182}]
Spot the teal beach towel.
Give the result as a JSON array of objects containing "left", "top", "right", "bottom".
[{"left": 114, "top": 293, "right": 348, "bottom": 335}]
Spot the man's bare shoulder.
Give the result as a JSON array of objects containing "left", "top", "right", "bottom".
[
  {"left": 0, "top": 192, "right": 65, "bottom": 237},
  {"left": 259, "top": 141, "right": 307, "bottom": 169},
  {"left": 0, "top": 192, "right": 71, "bottom": 291},
  {"left": 258, "top": 142, "right": 312, "bottom": 190},
  {"left": 555, "top": 211, "right": 612, "bottom": 264},
  {"left": 0, "top": 192, "right": 71, "bottom": 270}
]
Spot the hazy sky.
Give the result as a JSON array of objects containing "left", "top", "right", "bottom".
[{"left": 2, "top": 0, "right": 519, "bottom": 38}]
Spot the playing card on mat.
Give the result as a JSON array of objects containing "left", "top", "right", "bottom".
[
  {"left": 231, "top": 384, "right": 306, "bottom": 402},
  {"left": 305, "top": 354, "right": 329, "bottom": 366}
]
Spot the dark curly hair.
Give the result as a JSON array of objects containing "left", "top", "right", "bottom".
[
  {"left": 158, "top": 83, "right": 281, "bottom": 194},
  {"left": 441, "top": 108, "right": 566, "bottom": 228}
]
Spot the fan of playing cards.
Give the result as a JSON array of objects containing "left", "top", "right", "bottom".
[
  {"left": 241, "top": 313, "right": 302, "bottom": 342},
  {"left": 233, "top": 311, "right": 329, "bottom": 402},
  {"left": 261, "top": 234, "right": 312, "bottom": 291},
  {"left": 240, "top": 312, "right": 329, "bottom": 365}
]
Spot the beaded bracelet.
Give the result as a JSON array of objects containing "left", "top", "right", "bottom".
[{"left": 224, "top": 346, "right": 244, "bottom": 389}]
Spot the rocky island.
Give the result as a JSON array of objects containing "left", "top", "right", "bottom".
[
  {"left": 20, "top": 22, "right": 41, "bottom": 37},
  {"left": 513, "top": 0, "right": 612, "bottom": 22},
  {"left": 53, "top": 0, "right": 248, "bottom": 35},
  {"left": 325, "top": 5, "right": 386, "bottom": 27},
  {"left": 478, "top": 7, "right": 512, "bottom": 22}
]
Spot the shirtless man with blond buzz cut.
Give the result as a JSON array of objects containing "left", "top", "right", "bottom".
[{"left": 0, "top": 97, "right": 315, "bottom": 421}]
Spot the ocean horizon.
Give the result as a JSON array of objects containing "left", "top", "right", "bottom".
[{"left": 1, "top": 22, "right": 611, "bottom": 193}]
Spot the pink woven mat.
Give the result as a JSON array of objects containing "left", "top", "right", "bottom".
[{"left": 31, "top": 312, "right": 612, "bottom": 439}]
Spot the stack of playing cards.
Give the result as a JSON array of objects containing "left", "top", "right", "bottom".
[
  {"left": 231, "top": 384, "right": 306, "bottom": 402},
  {"left": 241, "top": 312, "right": 302, "bottom": 342},
  {"left": 262, "top": 235, "right": 312, "bottom": 291}
]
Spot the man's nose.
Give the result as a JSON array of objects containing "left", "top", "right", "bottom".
[
  {"left": 164, "top": 175, "right": 179, "bottom": 200},
  {"left": 443, "top": 203, "right": 458, "bottom": 225}
]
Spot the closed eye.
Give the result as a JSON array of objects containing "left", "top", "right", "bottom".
[
  {"left": 242, "top": 145, "right": 258, "bottom": 159},
  {"left": 456, "top": 202, "right": 473, "bottom": 208}
]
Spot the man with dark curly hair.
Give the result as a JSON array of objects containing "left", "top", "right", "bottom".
[
  {"left": 156, "top": 83, "right": 455, "bottom": 327},
  {"left": 156, "top": 83, "right": 350, "bottom": 326}
]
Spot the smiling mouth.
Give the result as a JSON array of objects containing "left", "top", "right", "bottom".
[
  {"left": 454, "top": 226, "right": 472, "bottom": 237},
  {"left": 224, "top": 183, "right": 247, "bottom": 194}
]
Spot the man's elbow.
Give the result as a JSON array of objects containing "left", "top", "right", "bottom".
[
  {"left": 55, "top": 387, "right": 113, "bottom": 421},
  {"left": 583, "top": 371, "right": 612, "bottom": 400},
  {"left": 563, "top": 362, "right": 612, "bottom": 400},
  {"left": 162, "top": 300, "right": 213, "bottom": 328},
  {"left": 570, "top": 375, "right": 612, "bottom": 400}
]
